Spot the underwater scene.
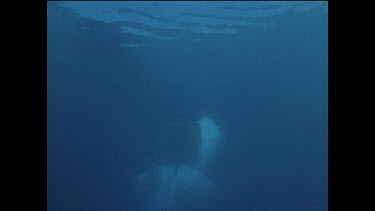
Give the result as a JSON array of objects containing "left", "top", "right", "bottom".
[{"left": 47, "top": 1, "right": 328, "bottom": 211}]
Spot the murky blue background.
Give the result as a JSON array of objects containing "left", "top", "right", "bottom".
[{"left": 47, "top": 1, "right": 327, "bottom": 211}]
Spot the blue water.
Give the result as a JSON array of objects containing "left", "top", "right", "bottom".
[{"left": 47, "top": 1, "right": 328, "bottom": 211}]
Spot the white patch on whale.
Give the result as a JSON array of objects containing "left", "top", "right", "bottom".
[{"left": 197, "top": 116, "right": 221, "bottom": 169}]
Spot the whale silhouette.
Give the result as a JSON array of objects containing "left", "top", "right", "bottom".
[{"left": 136, "top": 116, "right": 221, "bottom": 211}]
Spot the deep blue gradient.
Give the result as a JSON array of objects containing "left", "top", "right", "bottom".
[{"left": 48, "top": 2, "right": 327, "bottom": 211}]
